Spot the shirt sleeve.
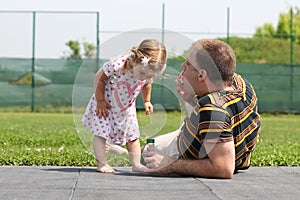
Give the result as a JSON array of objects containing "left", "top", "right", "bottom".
[
  {"left": 197, "top": 105, "right": 233, "bottom": 143},
  {"left": 102, "top": 54, "right": 128, "bottom": 78}
]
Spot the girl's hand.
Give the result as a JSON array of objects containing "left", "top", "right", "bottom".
[
  {"left": 175, "top": 73, "right": 195, "bottom": 105},
  {"left": 144, "top": 101, "right": 153, "bottom": 115},
  {"left": 175, "top": 73, "right": 185, "bottom": 97},
  {"left": 96, "top": 100, "right": 111, "bottom": 118}
]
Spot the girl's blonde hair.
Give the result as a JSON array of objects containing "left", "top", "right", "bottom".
[{"left": 125, "top": 39, "right": 167, "bottom": 73}]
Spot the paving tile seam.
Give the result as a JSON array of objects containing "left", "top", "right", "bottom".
[
  {"left": 193, "top": 178, "right": 222, "bottom": 200},
  {"left": 68, "top": 167, "right": 81, "bottom": 200},
  {"left": 74, "top": 188, "right": 202, "bottom": 192}
]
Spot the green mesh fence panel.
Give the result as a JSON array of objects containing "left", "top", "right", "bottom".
[
  {"left": 236, "top": 63, "right": 300, "bottom": 112},
  {"left": 0, "top": 58, "right": 32, "bottom": 106},
  {"left": 0, "top": 58, "right": 300, "bottom": 113},
  {"left": 0, "top": 58, "right": 87, "bottom": 106}
]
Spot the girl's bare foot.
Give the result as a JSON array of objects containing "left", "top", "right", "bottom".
[
  {"left": 97, "top": 163, "right": 115, "bottom": 173},
  {"left": 132, "top": 164, "right": 148, "bottom": 173}
]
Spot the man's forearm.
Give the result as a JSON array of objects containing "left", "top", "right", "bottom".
[
  {"left": 146, "top": 140, "right": 235, "bottom": 178},
  {"left": 165, "top": 158, "right": 233, "bottom": 179}
]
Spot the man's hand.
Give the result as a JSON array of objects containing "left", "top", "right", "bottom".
[{"left": 142, "top": 151, "right": 176, "bottom": 174}]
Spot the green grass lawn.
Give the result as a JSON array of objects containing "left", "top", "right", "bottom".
[
  {"left": 0, "top": 112, "right": 299, "bottom": 167},
  {"left": 251, "top": 113, "right": 300, "bottom": 166}
]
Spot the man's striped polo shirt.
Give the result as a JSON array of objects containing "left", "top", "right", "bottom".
[{"left": 177, "top": 73, "right": 261, "bottom": 170}]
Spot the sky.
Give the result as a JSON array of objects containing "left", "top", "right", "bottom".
[{"left": 0, "top": 0, "right": 299, "bottom": 58}]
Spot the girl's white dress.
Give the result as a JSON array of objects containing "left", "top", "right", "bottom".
[{"left": 81, "top": 54, "right": 149, "bottom": 145}]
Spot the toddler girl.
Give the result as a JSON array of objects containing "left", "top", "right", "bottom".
[{"left": 81, "top": 39, "right": 167, "bottom": 173}]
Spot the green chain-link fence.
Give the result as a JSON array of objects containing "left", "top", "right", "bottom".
[{"left": 1, "top": 58, "right": 299, "bottom": 113}]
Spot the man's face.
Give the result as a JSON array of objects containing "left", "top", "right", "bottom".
[{"left": 180, "top": 49, "right": 200, "bottom": 94}]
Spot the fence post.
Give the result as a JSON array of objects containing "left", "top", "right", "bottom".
[
  {"left": 96, "top": 12, "right": 100, "bottom": 72},
  {"left": 31, "top": 11, "right": 36, "bottom": 112},
  {"left": 161, "top": 3, "right": 165, "bottom": 108},
  {"left": 227, "top": 7, "right": 230, "bottom": 44},
  {"left": 290, "top": 7, "right": 294, "bottom": 110},
  {"left": 162, "top": 3, "right": 165, "bottom": 44}
]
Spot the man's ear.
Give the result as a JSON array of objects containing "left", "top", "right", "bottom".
[{"left": 198, "top": 69, "right": 207, "bottom": 80}]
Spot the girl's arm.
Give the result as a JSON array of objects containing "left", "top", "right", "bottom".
[
  {"left": 141, "top": 83, "right": 153, "bottom": 115},
  {"left": 94, "top": 68, "right": 110, "bottom": 118}
]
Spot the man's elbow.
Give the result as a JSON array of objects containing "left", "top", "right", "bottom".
[
  {"left": 209, "top": 161, "right": 234, "bottom": 179},
  {"left": 197, "top": 166, "right": 233, "bottom": 179},
  {"left": 216, "top": 166, "right": 234, "bottom": 179},
  {"left": 221, "top": 170, "right": 234, "bottom": 179}
]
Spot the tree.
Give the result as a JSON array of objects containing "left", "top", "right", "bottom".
[
  {"left": 255, "top": 7, "right": 300, "bottom": 44},
  {"left": 276, "top": 12, "right": 291, "bottom": 39},
  {"left": 254, "top": 23, "right": 276, "bottom": 37},
  {"left": 82, "top": 41, "right": 96, "bottom": 58},
  {"left": 65, "top": 40, "right": 81, "bottom": 59},
  {"left": 65, "top": 40, "right": 96, "bottom": 59}
]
